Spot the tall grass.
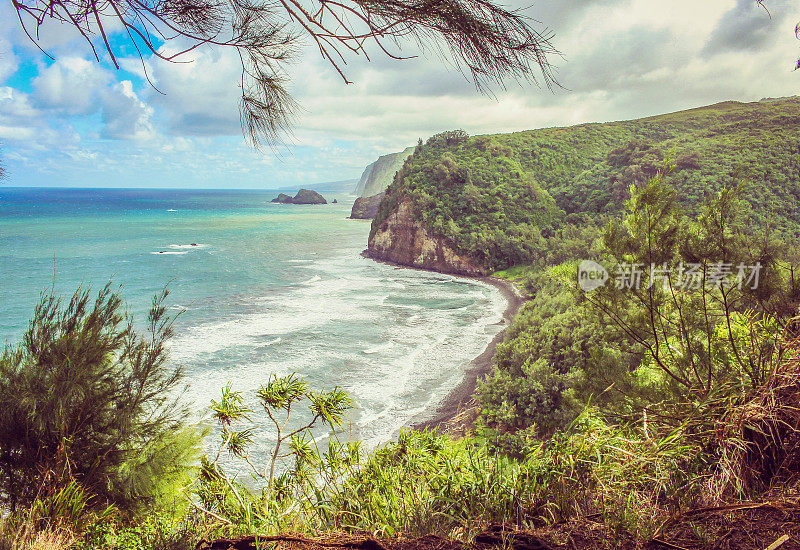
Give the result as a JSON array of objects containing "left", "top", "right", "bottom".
[
  {"left": 0, "top": 517, "right": 73, "bottom": 550},
  {"left": 326, "top": 429, "right": 541, "bottom": 537},
  {"left": 193, "top": 413, "right": 704, "bottom": 545}
]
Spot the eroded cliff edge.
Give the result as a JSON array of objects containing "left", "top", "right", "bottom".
[
  {"left": 366, "top": 199, "right": 487, "bottom": 276},
  {"left": 350, "top": 192, "right": 385, "bottom": 220}
]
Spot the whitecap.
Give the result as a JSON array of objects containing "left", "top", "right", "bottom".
[
  {"left": 363, "top": 341, "right": 394, "bottom": 354},
  {"left": 300, "top": 275, "right": 322, "bottom": 285},
  {"left": 384, "top": 302, "right": 423, "bottom": 311},
  {"left": 169, "top": 243, "right": 207, "bottom": 249},
  {"left": 261, "top": 337, "right": 282, "bottom": 347},
  {"left": 169, "top": 287, "right": 372, "bottom": 361}
]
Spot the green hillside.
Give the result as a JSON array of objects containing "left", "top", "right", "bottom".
[
  {"left": 501, "top": 98, "right": 800, "bottom": 224},
  {"left": 372, "top": 130, "right": 564, "bottom": 270},
  {"left": 372, "top": 97, "right": 800, "bottom": 272}
]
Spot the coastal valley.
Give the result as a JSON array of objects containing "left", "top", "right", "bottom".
[{"left": 3, "top": 97, "right": 800, "bottom": 550}]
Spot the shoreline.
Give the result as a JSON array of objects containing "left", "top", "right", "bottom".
[
  {"left": 361, "top": 251, "right": 528, "bottom": 432},
  {"left": 407, "top": 274, "right": 527, "bottom": 432}
]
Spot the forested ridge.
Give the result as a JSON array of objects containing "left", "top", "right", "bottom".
[{"left": 372, "top": 97, "right": 800, "bottom": 272}]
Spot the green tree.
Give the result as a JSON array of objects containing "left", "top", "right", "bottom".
[
  {"left": 194, "top": 374, "right": 355, "bottom": 531},
  {"left": 0, "top": 284, "right": 199, "bottom": 514},
  {"left": 588, "top": 171, "right": 788, "bottom": 414}
]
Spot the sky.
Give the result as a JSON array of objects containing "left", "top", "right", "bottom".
[{"left": 1, "top": 0, "right": 799, "bottom": 188}]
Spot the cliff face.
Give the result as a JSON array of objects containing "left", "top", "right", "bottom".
[
  {"left": 367, "top": 199, "right": 487, "bottom": 276},
  {"left": 353, "top": 162, "right": 375, "bottom": 197},
  {"left": 350, "top": 192, "right": 385, "bottom": 219},
  {"left": 353, "top": 147, "right": 414, "bottom": 198}
]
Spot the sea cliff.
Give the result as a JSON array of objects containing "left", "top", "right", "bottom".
[
  {"left": 350, "top": 192, "right": 384, "bottom": 219},
  {"left": 354, "top": 147, "right": 414, "bottom": 198},
  {"left": 366, "top": 199, "right": 487, "bottom": 276}
]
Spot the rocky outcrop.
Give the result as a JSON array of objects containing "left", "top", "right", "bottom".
[
  {"left": 350, "top": 192, "right": 384, "bottom": 219},
  {"left": 367, "top": 199, "right": 487, "bottom": 276},
  {"left": 353, "top": 147, "right": 414, "bottom": 198},
  {"left": 272, "top": 193, "right": 293, "bottom": 203},
  {"left": 272, "top": 189, "right": 327, "bottom": 204}
]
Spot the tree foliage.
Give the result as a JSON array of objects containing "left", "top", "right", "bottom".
[
  {"left": 195, "top": 374, "right": 355, "bottom": 530},
  {"left": 11, "top": 0, "right": 559, "bottom": 145},
  {"left": 372, "top": 130, "right": 565, "bottom": 271},
  {"left": 0, "top": 284, "right": 199, "bottom": 514},
  {"left": 478, "top": 168, "right": 800, "bottom": 447}
]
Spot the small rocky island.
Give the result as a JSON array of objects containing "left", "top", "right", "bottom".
[{"left": 271, "top": 189, "right": 327, "bottom": 204}]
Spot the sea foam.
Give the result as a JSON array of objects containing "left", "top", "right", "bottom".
[{"left": 172, "top": 246, "right": 506, "bottom": 459}]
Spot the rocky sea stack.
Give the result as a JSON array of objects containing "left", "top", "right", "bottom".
[
  {"left": 272, "top": 193, "right": 293, "bottom": 203},
  {"left": 271, "top": 189, "right": 327, "bottom": 204}
]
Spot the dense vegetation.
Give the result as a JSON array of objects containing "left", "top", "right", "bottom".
[
  {"left": 373, "top": 131, "right": 567, "bottom": 271},
  {"left": 497, "top": 98, "right": 800, "bottom": 226},
  {"left": 479, "top": 173, "right": 799, "bottom": 446},
  {"left": 373, "top": 98, "right": 800, "bottom": 272}
]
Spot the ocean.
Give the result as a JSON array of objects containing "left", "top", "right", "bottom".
[{"left": 0, "top": 187, "right": 506, "bottom": 461}]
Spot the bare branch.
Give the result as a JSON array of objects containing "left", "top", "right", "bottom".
[{"left": 11, "top": 0, "right": 560, "bottom": 145}]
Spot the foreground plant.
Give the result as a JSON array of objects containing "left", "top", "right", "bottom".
[
  {"left": 0, "top": 284, "right": 201, "bottom": 516},
  {"left": 195, "top": 374, "right": 357, "bottom": 532}
]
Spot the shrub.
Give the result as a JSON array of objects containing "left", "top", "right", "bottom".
[
  {"left": 0, "top": 284, "right": 200, "bottom": 515},
  {"left": 76, "top": 511, "right": 202, "bottom": 550}
]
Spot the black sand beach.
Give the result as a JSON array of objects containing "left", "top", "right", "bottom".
[{"left": 408, "top": 275, "right": 527, "bottom": 431}]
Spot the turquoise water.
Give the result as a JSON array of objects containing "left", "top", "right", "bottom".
[{"left": 0, "top": 187, "right": 505, "bottom": 459}]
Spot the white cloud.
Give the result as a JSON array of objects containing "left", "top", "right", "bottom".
[
  {"left": 0, "top": 86, "right": 81, "bottom": 157},
  {"left": 26, "top": 56, "right": 160, "bottom": 142},
  {"left": 146, "top": 45, "right": 243, "bottom": 137},
  {"left": 100, "top": 80, "right": 155, "bottom": 141},
  {"left": 0, "top": 86, "right": 39, "bottom": 121},
  {"left": 0, "top": 38, "right": 19, "bottom": 82},
  {"left": 0, "top": 86, "right": 45, "bottom": 141},
  {"left": 32, "top": 57, "right": 112, "bottom": 114},
  {"left": 1, "top": 9, "right": 124, "bottom": 60}
]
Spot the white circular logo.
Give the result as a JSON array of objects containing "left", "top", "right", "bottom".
[{"left": 578, "top": 260, "right": 609, "bottom": 291}]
